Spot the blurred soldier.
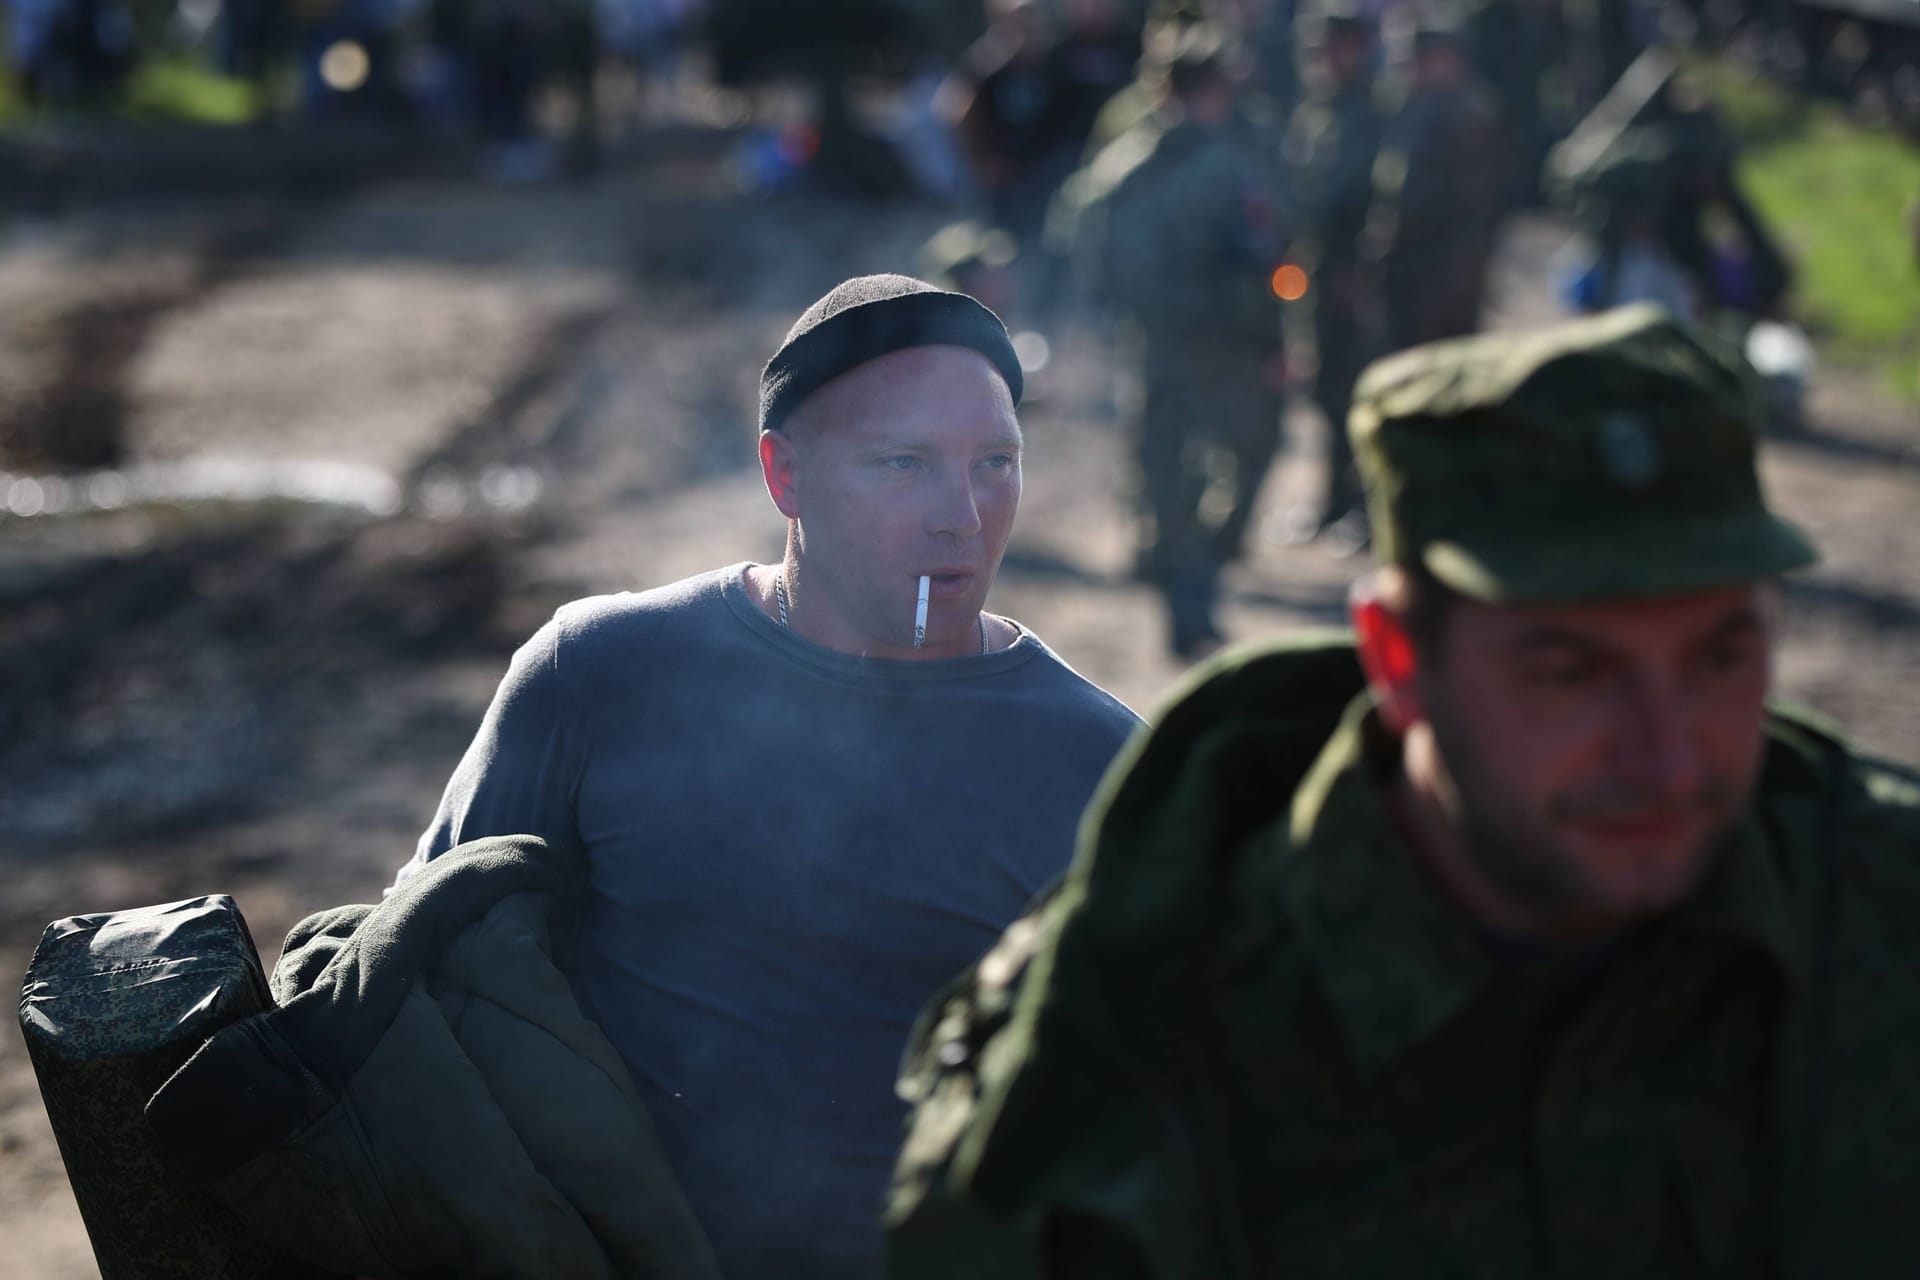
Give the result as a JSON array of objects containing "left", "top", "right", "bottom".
[
  {"left": 1565, "top": 0, "right": 1642, "bottom": 113},
  {"left": 950, "top": 0, "right": 1078, "bottom": 246},
  {"left": 1048, "top": 3, "right": 1203, "bottom": 199},
  {"left": 1659, "top": 104, "right": 1793, "bottom": 322},
  {"left": 1371, "top": 15, "right": 1506, "bottom": 352},
  {"left": 1462, "top": 0, "right": 1569, "bottom": 207},
  {"left": 704, "top": 0, "right": 929, "bottom": 198},
  {"left": 918, "top": 219, "right": 1023, "bottom": 321},
  {"left": 1553, "top": 82, "right": 1793, "bottom": 328},
  {"left": 1558, "top": 127, "right": 1700, "bottom": 317},
  {"left": 37, "top": 0, "right": 135, "bottom": 107},
  {"left": 400, "top": 275, "right": 1140, "bottom": 1279},
  {"left": 1285, "top": 5, "right": 1381, "bottom": 538},
  {"left": 1046, "top": 0, "right": 1144, "bottom": 157},
  {"left": 1070, "top": 24, "right": 1289, "bottom": 657},
  {"left": 1039, "top": 5, "right": 1199, "bottom": 326},
  {"left": 886, "top": 305, "right": 1920, "bottom": 1276},
  {"left": 1238, "top": 0, "right": 1302, "bottom": 139},
  {"left": 1028, "top": 0, "right": 1142, "bottom": 323}
]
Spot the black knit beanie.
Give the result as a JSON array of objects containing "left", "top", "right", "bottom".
[{"left": 758, "top": 274, "right": 1024, "bottom": 433}]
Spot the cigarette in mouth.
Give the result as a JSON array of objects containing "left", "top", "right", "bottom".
[{"left": 914, "top": 575, "right": 930, "bottom": 649}]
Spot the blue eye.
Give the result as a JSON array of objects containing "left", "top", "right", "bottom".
[
  {"left": 980, "top": 453, "right": 1016, "bottom": 471},
  {"left": 887, "top": 456, "right": 920, "bottom": 471}
]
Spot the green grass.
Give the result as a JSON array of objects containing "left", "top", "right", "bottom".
[
  {"left": 123, "top": 56, "right": 261, "bottom": 126},
  {"left": 0, "top": 70, "right": 26, "bottom": 129},
  {"left": 0, "top": 57, "right": 263, "bottom": 131},
  {"left": 1693, "top": 58, "right": 1811, "bottom": 146},
  {"left": 1698, "top": 60, "right": 1920, "bottom": 401}
]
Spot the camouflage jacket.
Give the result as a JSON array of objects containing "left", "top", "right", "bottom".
[
  {"left": 1374, "top": 83, "right": 1506, "bottom": 261},
  {"left": 1067, "top": 114, "right": 1287, "bottom": 352},
  {"left": 1287, "top": 80, "right": 1384, "bottom": 275},
  {"left": 885, "top": 635, "right": 1920, "bottom": 1279}
]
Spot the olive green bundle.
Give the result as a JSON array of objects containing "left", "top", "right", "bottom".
[{"left": 18, "top": 895, "right": 330, "bottom": 1279}]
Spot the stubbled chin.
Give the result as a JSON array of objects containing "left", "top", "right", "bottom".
[{"left": 1564, "top": 827, "right": 1717, "bottom": 910}]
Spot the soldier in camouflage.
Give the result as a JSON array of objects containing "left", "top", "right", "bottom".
[
  {"left": 1371, "top": 17, "right": 1506, "bottom": 352},
  {"left": 1068, "top": 22, "right": 1289, "bottom": 657},
  {"left": 1236, "top": 0, "right": 1302, "bottom": 143},
  {"left": 1460, "top": 0, "right": 1568, "bottom": 208},
  {"left": 1285, "top": 5, "right": 1382, "bottom": 537},
  {"left": 884, "top": 305, "right": 1920, "bottom": 1278}
]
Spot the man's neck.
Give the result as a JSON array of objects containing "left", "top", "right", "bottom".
[{"left": 759, "top": 560, "right": 994, "bottom": 661}]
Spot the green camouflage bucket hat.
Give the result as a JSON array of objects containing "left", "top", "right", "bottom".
[{"left": 1348, "top": 304, "right": 1818, "bottom": 602}]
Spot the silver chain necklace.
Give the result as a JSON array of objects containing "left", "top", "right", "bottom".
[{"left": 775, "top": 567, "right": 989, "bottom": 655}]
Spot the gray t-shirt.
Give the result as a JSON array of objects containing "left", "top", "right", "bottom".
[{"left": 402, "top": 564, "right": 1139, "bottom": 1279}]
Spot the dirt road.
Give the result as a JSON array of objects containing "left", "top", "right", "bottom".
[{"left": 1, "top": 124, "right": 1914, "bottom": 1276}]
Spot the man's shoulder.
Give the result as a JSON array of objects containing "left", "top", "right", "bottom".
[
  {"left": 1057, "top": 635, "right": 1361, "bottom": 993},
  {"left": 887, "top": 748, "right": 1322, "bottom": 1275},
  {"left": 1004, "top": 631, "right": 1142, "bottom": 736},
  {"left": 1759, "top": 707, "right": 1920, "bottom": 899},
  {"left": 1098, "top": 633, "right": 1364, "bottom": 819},
  {"left": 889, "top": 869, "right": 1251, "bottom": 1277},
  {"left": 544, "top": 565, "right": 743, "bottom": 656},
  {"left": 1838, "top": 744, "right": 1920, "bottom": 882},
  {"left": 1043, "top": 633, "right": 1363, "bottom": 1032},
  {"left": 889, "top": 641, "right": 1372, "bottom": 1275},
  {"left": 984, "top": 634, "right": 1362, "bottom": 1072}
]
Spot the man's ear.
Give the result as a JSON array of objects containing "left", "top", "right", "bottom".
[
  {"left": 760, "top": 429, "right": 801, "bottom": 520},
  {"left": 1350, "top": 580, "right": 1425, "bottom": 735}
]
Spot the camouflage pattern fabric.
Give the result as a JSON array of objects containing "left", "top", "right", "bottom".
[
  {"left": 18, "top": 896, "right": 332, "bottom": 1279},
  {"left": 884, "top": 637, "right": 1920, "bottom": 1279}
]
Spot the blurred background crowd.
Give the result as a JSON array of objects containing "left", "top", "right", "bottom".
[{"left": 3, "top": 0, "right": 1918, "bottom": 655}]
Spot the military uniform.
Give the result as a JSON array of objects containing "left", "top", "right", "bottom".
[
  {"left": 1552, "top": 94, "right": 1792, "bottom": 327},
  {"left": 1373, "top": 35, "right": 1507, "bottom": 352},
  {"left": 1462, "top": 0, "right": 1567, "bottom": 207},
  {"left": 1287, "top": 19, "right": 1383, "bottom": 528},
  {"left": 885, "top": 308, "right": 1920, "bottom": 1277},
  {"left": 1241, "top": 0, "right": 1301, "bottom": 143},
  {"left": 1071, "top": 85, "right": 1287, "bottom": 655},
  {"left": 1563, "top": 0, "right": 1639, "bottom": 113}
]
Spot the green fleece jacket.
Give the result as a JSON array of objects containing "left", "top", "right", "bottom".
[
  {"left": 147, "top": 834, "right": 721, "bottom": 1280},
  {"left": 886, "top": 634, "right": 1920, "bottom": 1279}
]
